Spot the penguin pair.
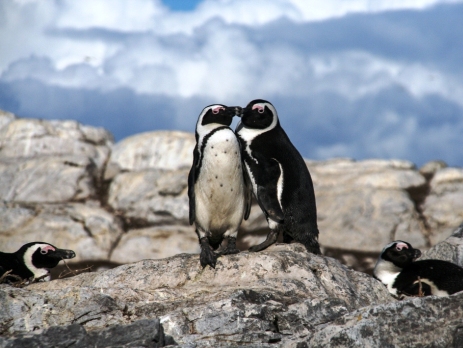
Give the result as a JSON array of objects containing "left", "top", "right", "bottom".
[
  {"left": 374, "top": 240, "right": 463, "bottom": 298},
  {"left": 188, "top": 100, "right": 320, "bottom": 268},
  {"left": 0, "top": 242, "right": 76, "bottom": 283}
]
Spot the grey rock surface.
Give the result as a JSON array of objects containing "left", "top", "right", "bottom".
[
  {"left": 423, "top": 167, "right": 463, "bottom": 244},
  {"left": 0, "top": 244, "right": 392, "bottom": 347},
  {"left": 0, "top": 319, "right": 169, "bottom": 348},
  {"left": 308, "top": 292, "right": 463, "bottom": 347},
  {"left": 421, "top": 222, "right": 463, "bottom": 266}
]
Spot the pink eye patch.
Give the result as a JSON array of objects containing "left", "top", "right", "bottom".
[
  {"left": 212, "top": 106, "right": 225, "bottom": 114},
  {"left": 41, "top": 245, "right": 56, "bottom": 252},
  {"left": 395, "top": 242, "right": 408, "bottom": 251},
  {"left": 252, "top": 105, "right": 264, "bottom": 113}
]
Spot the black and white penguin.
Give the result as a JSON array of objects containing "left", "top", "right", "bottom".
[
  {"left": 235, "top": 99, "right": 320, "bottom": 254},
  {"left": 374, "top": 240, "right": 463, "bottom": 297},
  {"left": 0, "top": 242, "right": 76, "bottom": 282},
  {"left": 188, "top": 104, "right": 251, "bottom": 268}
]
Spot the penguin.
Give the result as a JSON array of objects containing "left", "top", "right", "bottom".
[
  {"left": 235, "top": 99, "right": 321, "bottom": 254},
  {"left": 188, "top": 104, "right": 251, "bottom": 268},
  {"left": 374, "top": 240, "right": 463, "bottom": 298},
  {"left": 0, "top": 242, "right": 76, "bottom": 282}
]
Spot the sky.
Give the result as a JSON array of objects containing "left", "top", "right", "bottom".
[{"left": 0, "top": 0, "right": 462, "bottom": 168}]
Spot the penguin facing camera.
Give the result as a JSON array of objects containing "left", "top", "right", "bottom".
[
  {"left": 188, "top": 104, "right": 252, "bottom": 268},
  {"left": 0, "top": 242, "right": 76, "bottom": 283},
  {"left": 235, "top": 99, "right": 321, "bottom": 254},
  {"left": 374, "top": 240, "right": 463, "bottom": 298}
]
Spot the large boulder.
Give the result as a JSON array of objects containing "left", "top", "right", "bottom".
[{"left": 0, "top": 244, "right": 392, "bottom": 347}]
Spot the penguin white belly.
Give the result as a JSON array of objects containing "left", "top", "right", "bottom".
[{"left": 195, "top": 130, "right": 245, "bottom": 235}]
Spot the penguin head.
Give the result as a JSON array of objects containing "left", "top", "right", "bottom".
[
  {"left": 19, "top": 242, "right": 76, "bottom": 280},
  {"left": 238, "top": 99, "right": 279, "bottom": 131},
  {"left": 196, "top": 104, "right": 236, "bottom": 132},
  {"left": 378, "top": 240, "right": 422, "bottom": 268}
]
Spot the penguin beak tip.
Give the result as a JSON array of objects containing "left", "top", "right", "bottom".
[{"left": 229, "top": 106, "right": 242, "bottom": 117}]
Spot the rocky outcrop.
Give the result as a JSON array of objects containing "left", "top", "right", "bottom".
[
  {"left": 1, "top": 108, "right": 463, "bottom": 347},
  {"left": 0, "top": 243, "right": 392, "bottom": 347},
  {"left": 2, "top": 234, "right": 463, "bottom": 347}
]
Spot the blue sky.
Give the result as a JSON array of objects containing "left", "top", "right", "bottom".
[{"left": 0, "top": 0, "right": 462, "bottom": 167}]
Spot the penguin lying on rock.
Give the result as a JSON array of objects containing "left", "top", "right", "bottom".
[
  {"left": 0, "top": 242, "right": 76, "bottom": 283},
  {"left": 188, "top": 104, "right": 251, "bottom": 268},
  {"left": 374, "top": 240, "right": 463, "bottom": 298},
  {"left": 235, "top": 99, "right": 321, "bottom": 254}
]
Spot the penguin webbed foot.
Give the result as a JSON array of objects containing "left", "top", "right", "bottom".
[
  {"left": 199, "top": 237, "right": 218, "bottom": 269},
  {"left": 217, "top": 237, "right": 240, "bottom": 256},
  {"left": 249, "top": 230, "right": 279, "bottom": 252}
]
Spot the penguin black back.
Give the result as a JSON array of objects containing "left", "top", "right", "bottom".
[
  {"left": 0, "top": 242, "right": 76, "bottom": 282},
  {"left": 236, "top": 99, "right": 320, "bottom": 254}
]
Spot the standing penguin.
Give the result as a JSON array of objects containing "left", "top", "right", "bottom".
[
  {"left": 188, "top": 104, "right": 251, "bottom": 268},
  {"left": 235, "top": 99, "right": 320, "bottom": 254},
  {"left": 0, "top": 242, "right": 76, "bottom": 282},
  {"left": 374, "top": 240, "right": 463, "bottom": 298}
]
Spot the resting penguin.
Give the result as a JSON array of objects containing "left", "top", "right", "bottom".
[
  {"left": 188, "top": 104, "right": 251, "bottom": 268},
  {"left": 0, "top": 242, "right": 76, "bottom": 282},
  {"left": 374, "top": 240, "right": 463, "bottom": 298},
  {"left": 235, "top": 99, "right": 321, "bottom": 254}
]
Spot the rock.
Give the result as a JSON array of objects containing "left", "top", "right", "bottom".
[
  {"left": 0, "top": 118, "right": 112, "bottom": 173},
  {"left": 0, "top": 156, "right": 97, "bottom": 203},
  {"left": 110, "top": 225, "right": 199, "bottom": 264},
  {"left": 421, "top": 223, "right": 463, "bottom": 267},
  {"left": 423, "top": 168, "right": 463, "bottom": 244},
  {"left": 0, "top": 201, "right": 124, "bottom": 263},
  {"left": 308, "top": 292, "right": 463, "bottom": 347},
  {"left": 419, "top": 160, "right": 447, "bottom": 179},
  {"left": 108, "top": 131, "right": 195, "bottom": 173},
  {"left": 0, "top": 319, "right": 169, "bottom": 348},
  {"left": 108, "top": 169, "right": 189, "bottom": 227},
  {"left": 0, "top": 244, "right": 392, "bottom": 346},
  {"left": 311, "top": 159, "right": 427, "bottom": 252}
]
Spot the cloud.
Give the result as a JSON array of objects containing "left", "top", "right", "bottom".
[{"left": 0, "top": 0, "right": 463, "bottom": 167}]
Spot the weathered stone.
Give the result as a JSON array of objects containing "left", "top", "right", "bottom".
[
  {"left": 109, "top": 131, "right": 195, "bottom": 173},
  {"left": 0, "top": 244, "right": 392, "bottom": 346},
  {"left": 423, "top": 168, "right": 463, "bottom": 244},
  {"left": 419, "top": 160, "right": 447, "bottom": 178},
  {"left": 0, "top": 202, "right": 124, "bottom": 263},
  {"left": 107, "top": 169, "right": 189, "bottom": 226},
  {"left": 0, "top": 156, "right": 97, "bottom": 203},
  {"left": 421, "top": 223, "right": 463, "bottom": 267},
  {"left": 110, "top": 225, "right": 199, "bottom": 264},
  {"left": 0, "top": 319, "right": 168, "bottom": 348},
  {"left": 308, "top": 292, "right": 463, "bottom": 347},
  {"left": 320, "top": 160, "right": 425, "bottom": 249},
  {"left": 0, "top": 118, "right": 112, "bottom": 171}
]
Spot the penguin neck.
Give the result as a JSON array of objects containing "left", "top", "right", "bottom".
[{"left": 374, "top": 258, "right": 402, "bottom": 284}]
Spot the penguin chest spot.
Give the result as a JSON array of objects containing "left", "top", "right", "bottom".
[{"left": 195, "top": 133, "right": 244, "bottom": 230}]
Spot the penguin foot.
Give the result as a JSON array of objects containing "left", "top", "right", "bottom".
[
  {"left": 218, "top": 237, "right": 240, "bottom": 255},
  {"left": 199, "top": 237, "right": 218, "bottom": 268},
  {"left": 249, "top": 230, "right": 278, "bottom": 252}
]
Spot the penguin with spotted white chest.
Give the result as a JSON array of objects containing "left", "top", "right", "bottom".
[
  {"left": 374, "top": 240, "right": 463, "bottom": 298},
  {"left": 0, "top": 242, "right": 76, "bottom": 282},
  {"left": 235, "top": 99, "right": 321, "bottom": 254},
  {"left": 188, "top": 104, "right": 251, "bottom": 268}
]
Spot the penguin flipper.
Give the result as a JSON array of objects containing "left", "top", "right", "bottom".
[
  {"left": 243, "top": 168, "right": 252, "bottom": 221},
  {"left": 254, "top": 158, "right": 284, "bottom": 223},
  {"left": 188, "top": 146, "right": 200, "bottom": 225}
]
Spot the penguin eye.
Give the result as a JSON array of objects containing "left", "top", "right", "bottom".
[
  {"left": 395, "top": 243, "right": 408, "bottom": 251},
  {"left": 212, "top": 106, "right": 225, "bottom": 114},
  {"left": 40, "top": 249, "right": 48, "bottom": 255},
  {"left": 252, "top": 105, "right": 265, "bottom": 114}
]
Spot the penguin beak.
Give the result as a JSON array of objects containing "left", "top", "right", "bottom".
[
  {"left": 413, "top": 249, "right": 422, "bottom": 261},
  {"left": 229, "top": 106, "right": 242, "bottom": 117},
  {"left": 53, "top": 248, "right": 76, "bottom": 260}
]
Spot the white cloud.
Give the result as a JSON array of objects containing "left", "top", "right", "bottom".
[{"left": 1, "top": 0, "right": 463, "bottom": 166}]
